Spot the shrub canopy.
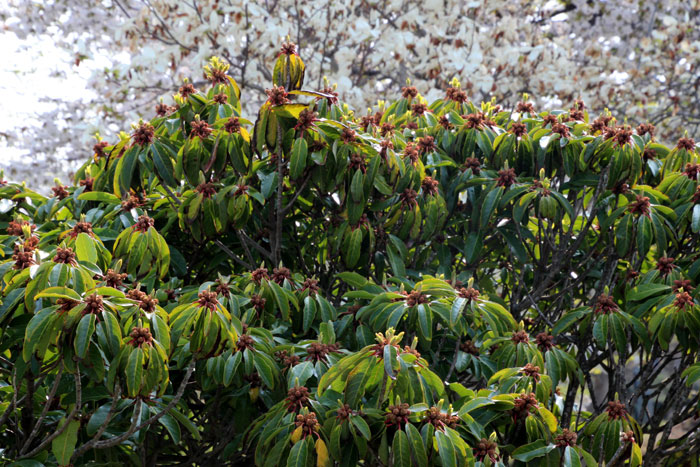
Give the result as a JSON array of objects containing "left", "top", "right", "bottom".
[{"left": 1, "top": 45, "right": 699, "bottom": 466}]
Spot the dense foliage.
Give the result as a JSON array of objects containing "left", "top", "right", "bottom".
[
  {"left": 1, "top": 45, "right": 699, "bottom": 466},
  {"left": 3, "top": 0, "right": 700, "bottom": 189}
]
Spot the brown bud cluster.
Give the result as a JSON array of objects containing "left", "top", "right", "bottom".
[
  {"left": 555, "top": 429, "right": 578, "bottom": 448},
  {"left": 497, "top": 168, "right": 517, "bottom": 188},
  {"left": 672, "top": 279, "right": 694, "bottom": 293},
  {"left": 516, "top": 101, "right": 535, "bottom": 114},
  {"left": 295, "top": 109, "right": 317, "bottom": 132},
  {"left": 424, "top": 406, "right": 459, "bottom": 430},
  {"left": 606, "top": 400, "right": 627, "bottom": 420},
  {"left": 272, "top": 267, "right": 292, "bottom": 285},
  {"left": 179, "top": 83, "right": 196, "bottom": 98},
  {"left": 70, "top": 221, "right": 93, "bottom": 238},
  {"left": 512, "top": 392, "right": 538, "bottom": 421},
  {"left": 7, "top": 220, "right": 35, "bottom": 236},
  {"left": 104, "top": 269, "right": 128, "bottom": 288},
  {"left": 52, "top": 184, "right": 70, "bottom": 199},
  {"left": 676, "top": 137, "right": 695, "bottom": 151},
  {"left": 12, "top": 250, "right": 35, "bottom": 270},
  {"left": 128, "top": 327, "right": 153, "bottom": 348},
  {"left": 83, "top": 293, "right": 104, "bottom": 315},
  {"left": 197, "top": 290, "right": 219, "bottom": 311},
  {"left": 627, "top": 195, "right": 651, "bottom": 217},
  {"left": 535, "top": 332, "right": 554, "bottom": 352},
  {"left": 401, "top": 86, "right": 418, "bottom": 99},
  {"left": 301, "top": 278, "right": 320, "bottom": 296},
  {"left": 521, "top": 363, "right": 540, "bottom": 381},
  {"left": 53, "top": 247, "right": 77, "bottom": 266},
  {"left": 250, "top": 294, "right": 266, "bottom": 314},
  {"left": 133, "top": 215, "right": 154, "bottom": 233},
  {"left": 595, "top": 294, "right": 618, "bottom": 314},
  {"left": 474, "top": 438, "right": 499, "bottom": 463},
  {"left": 286, "top": 386, "right": 311, "bottom": 412},
  {"left": 306, "top": 342, "right": 340, "bottom": 363},
  {"left": 511, "top": 330, "right": 530, "bottom": 344},
  {"left": 294, "top": 412, "right": 320, "bottom": 438},
  {"left": 251, "top": 267, "right": 269, "bottom": 284},
  {"left": 673, "top": 291, "right": 694, "bottom": 312},
  {"left": 190, "top": 120, "right": 212, "bottom": 139},
  {"left": 132, "top": 122, "right": 155, "bottom": 146},
  {"left": 421, "top": 176, "right": 439, "bottom": 196},
  {"left": 400, "top": 188, "right": 418, "bottom": 207},
  {"left": 224, "top": 116, "right": 241, "bottom": 134},
  {"left": 656, "top": 256, "right": 676, "bottom": 276},
  {"left": 385, "top": 403, "right": 411, "bottom": 426},
  {"left": 460, "top": 340, "right": 479, "bottom": 355},
  {"left": 265, "top": 86, "right": 290, "bottom": 106},
  {"left": 237, "top": 334, "right": 255, "bottom": 351},
  {"left": 195, "top": 182, "right": 217, "bottom": 198},
  {"left": 276, "top": 350, "right": 301, "bottom": 370},
  {"left": 445, "top": 87, "right": 468, "bottom": 103}
]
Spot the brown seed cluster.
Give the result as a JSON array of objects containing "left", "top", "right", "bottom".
[
  {"left": 474, "top": 438, "right": 499, "bottom": 463},
  {"left": 673, "top": 291, "right": 694, "bottom": 312},
  {"left": 127, "top": 290, "right": 158, "bottom": 313},
  {"left": 272, "top": 267, "right": 292, "bottom": 285},
  {"left": 417, "top": 135, "right": 436, "bottom": 154},
  {"left": 516, "top": 101, "right": 535, "bottom": 114},
  {"left": 251, "top": 267, "right": 269, "bottom": 284},
  {"left": 79, "top": 176, "right": 94, "bottom": 192},
  {"left": 295, "top": 109, "right": 317, "bottom": 132},
  {"left": 7, "top": 220, "right": 35, "bottom": 236},
  {"left": 460, "top": 340, "right": 479, "bottom": 355},
  {"left": 637, "top": 123, "right": 655, "bottom": 137},
  {"left": 190, "top": 120, "right": 212, "bottom": 139},
  {"left": 551, "top": 122, "right": 571, "bottom": 138},
  {"left": 250, "top": 294, "right": 266, "bottom": 314},
  {"left": 340, "top": 127, "right": 357, "bottom": 144},
  {"left": 349, "top": 153, "right": 367, "bottom": 173},
  {"left": 132, "top": 122, "right": 155, "bottom": 146},
  {"left": 306, "top": 342, "right": 340, "bottom": 363},
  {"left": 276, "top": 350, "right": 301, "bottom": 370},
  {"left": 213, "top": 93, "right": 228, "bottom": 104},
  {"left": 606, "top": 400, "right": 627, "bottom": 420},
  {"left": 555, "top": 429, "right": 578, "bottom": 448},
  {"left": 266, "top": 86, "right": 290, "bottom": 106},
  {"left": 457, "top": 287, "right": 480, "bottom": 302},
  {"left": 673, "top": 279, "right": 694, "bottom": 293},
  {"left": 511, "top": 330, "right": 530, "bottom": 344},
  {"left": 286, "top": 386, "right": 311, "bottom": 412},
  {"left": 677, "top": 137, "right": 695, "bottom": 151},
  {"left": 280, "top": 41, "right": 297, "bottom": 55},
  {"left": 497, "top": 168, "right": 517, "bottom": 188},
  {"left": 70, "top": 221, "right": 93, "bottom": 238},
  {"left": 197, "top": 290, "right": 219, "bottom": 311},
  {"left": 464, "top": 112, "right": 485, "bottom": 130},
  {"left": 237, "top": 334, "right": 256, "bottom": 351},
  {"left": 445, "top": 87, "right": 468, "bottom": 103},
  {"left": 104, "top": 269, "right": 127, "bottom": 288},
  {"left": 684, "top": 163, "right": 700, "bottom": 180},
  {"left": 179, "top": 83, "right": 196, "bottom": 98},
  {"left": 12, "top": 250, "right": 35, "bottom": 270},
  {"left": 133, "top": 215, "right": 154, "bottom": 233},
  {"left": 53, "top": 247, "right": 77, "bottom": 266},
  {"left": 52, "top": 184, "right": 70, "bottom": 199},
  {"left": 535, "top": 332, "right": 554, "bottom": 352},
  {"left": 627, "top": 195, "right": 651, "bottom": 217},
  {"left": 155, "top": 102, "right": 175, "bottom": 117},
  {"left": 294, "top": 412, "right": 320, "bottom": 438},
  {"left": 411, "top": 102, "right": 428, "bottom": 116},
  {"left": 543, "top": 113, "right": 558, "bottom": 126},
  {"left": 401, "top": 86, "right": 418, "bottom": 99},
  {"left": 400, "top": 188, "right": 418, "bottom": 207},
  {"left": 195, "top": 182, "right": 217, "bottom": 198},
  {"left": 83, "top": 293, "right": 104, "bottom": 315},
  {"left": 510, "top": 121, "right": 527, "bottom": 137},
  {"left": 224, "top": 116, "right": 241, "bottom": 134},
  {"left": 521, "top": 363, "right": 540, "bottom": 381},
  {"left": 438, "top": 115, "right": 453, "bottom": 129},
  {"left": 421, "top": 176, "right": 439, "bottom": 196},
  {"left": 424, "top": 406, "right": 459, "bottom": 430},
  {"left": 244, "top": 372, "right": 262, "bottom": 388},
  {"left": 214, "top": 278, "right": 230, "bottom": 298},
  {"left": 404, "top": 142, "right": 420, "bottom": 164},
  {"left": 656, "top": 256, "right": 676, "bottom": 276},
  {"left": 128, "top": 327, "right": 153, "bottom": 348},
  {"left": 93, "top": 141, "right": 109, "bottom": 158},
  {"left": 614, "top": 126, "right": 633, "bottom": 146},
  {"left": 512, "top": 392, "right": 538, "bottom": 421},
  {"left": 56, "top": 298, "right": 79, "bottom": 314},
  {"left": 121, "top": 194, "right": 143, "bottom": 211},
  {"left": 301, "top": 278, "right": 320, "bottom": 296},
  {"left": 404, "top": 290, "right": 429, "bottom": 307},
  {"left": 336, "top": 404, "right": 354, "bottom": 421},
  {"left": 463, "top": 157, "right": 481, "bottom": 175},
  {"left": 385, "top": 403, "right": 410, "bottom": 426},
  {"left": 595, "top": 294, "right": 618, "bottom": 314}
]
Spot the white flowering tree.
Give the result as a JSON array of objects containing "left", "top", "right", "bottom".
[{"left": 2, "top": 0, "right": 699, "bottom": 189}]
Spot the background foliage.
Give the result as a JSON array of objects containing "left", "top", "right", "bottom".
[
  {"left": 1, "top": 0, "right": 699, "bottom": 189},
  {"left": 1, "top": 43, "right": 700, "bottom": 465}
]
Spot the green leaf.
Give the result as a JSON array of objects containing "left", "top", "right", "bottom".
[
  {"left": 51, "top": 419, "right": 80, "bottom": 465},
  {"left": 480, "top": 186, "right": 503, "bottom": 230},
  {"left": 405, "top": 423, "right": 428, "bottom": 467},
  {"left": 126, "top": 347, "right": 144, "bottom": 397},
  {"left": 36, "top": 287, "right": 82, "bottom": 301},
  {"left": 350, "top": 415, "right": 371, "bottom": 440},
  {"left": 538, "top": 406, "right": 558, "bottom": 432},
  {"left": 74, "top": 313, "right": 96, "bottom": 359},
  {"left": 692, "top": 204, "right": 700, "bottom": 233},
  {"left": 290, "top": 138, "right": 308, "bottom": 179},
  {"left": 337, "top": 271, "right": 368, "bottom": 288},
  {"left": 392, "top": 430, "right": 411, "bottom": 467},
  {"left": 75, "top": 232, "right": 98, "bottom": 264},
  {"left": 512, "top": 440, "right": 555, "bottom": 461},
  {"left": 78, "top": 191, "right": 120, "bottom": 203},
  {"left": 627, "top": 283, "right": 671, "bottom": 301},
  {"left": 287, "top": 437, "right": 311, "bottom": 467},
  {"left": 435, "top": 430, "right": 457, "bottom": 467}
]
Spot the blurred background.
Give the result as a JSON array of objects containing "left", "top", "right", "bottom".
[{"left": 1, "top": 0, "right": 699, "bottom": 191}]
